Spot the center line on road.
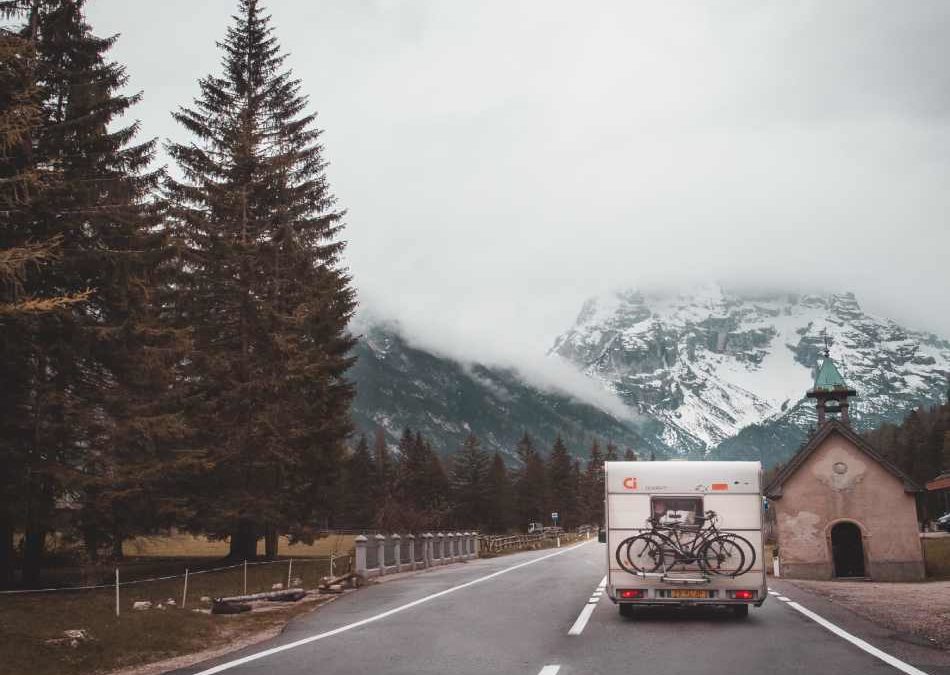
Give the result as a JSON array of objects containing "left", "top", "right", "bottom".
[
  {"left": 190, "top": 541, "right": 592, "bottom": 675},
  {"left": 538, "top": 666, "right": 561, "bottom": 675},
  {"left": 784, "top": 601, "right": 930, "bottom": 675}
]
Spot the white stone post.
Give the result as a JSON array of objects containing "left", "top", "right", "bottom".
[
  {"left": 436, "top": 533, "right": 444, "bottom": 565},
  {"left": 392, "top": 533, "right": 401, "bottom": 573},
  {"left": 353, "top": 537, "right": 367, "bottom": 576},
  {"left": 375, "top": 533, "right": 386, "bottom": 577},
  {"left": 465, "top": 532, "right": 473, "bottom": 558},
  {"left": 423, "top": 533, "right": 433, "bottom": 568},
  {"left": 474, "top": 531, "right": 480, "bottom": 558},
  {"left": 406, "top": 534, "right": 416, "bottom": 571},
  {"left": 455, "top": 532, "right": 463, "bottom": 561},
  {"left": 447, "top": 532, "right": 456, "bottom": 562}
]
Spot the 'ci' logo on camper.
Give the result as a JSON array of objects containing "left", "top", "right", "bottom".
[{"left": 623, "top": 477, "right": 638, "bottom": 490}]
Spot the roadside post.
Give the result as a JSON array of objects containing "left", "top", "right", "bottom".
[
  {"left": 115, "top": 567, "right": 120, "bottom": 617},
  {"left": 182, "top": 568, "right": 189, "bottom": 609},
  {"left": 552, "top": 512, "right": 560, "bottom": 547},
  {"left": 287, "top": 559, "right": 293, "bottom": 588}
]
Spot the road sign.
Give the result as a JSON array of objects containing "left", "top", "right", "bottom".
[{"left": 551, "top": 512, "right": 558, "bottom": 521}]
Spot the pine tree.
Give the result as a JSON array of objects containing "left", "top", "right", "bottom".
[
  {"left": 450, "top": 434, "right": 490, "bottom": 528},
  {"left": 341, "top": 434, "right": 377, "bottom": 528},
  {"left": 584, "top": 440, "right": 605, "bottom": 526},
  {"left": 604, "top": 442, "right": 619, "bottom": 462},
  {"left": 514, "top": 432, "right": 546, "bottom": 528},
  {"left": 484, "top": 452, "right": 514, "bottom": 533},
  {"left": 0, "top": 0, "right": 178, "bottom": 582},
  {"left": 547, "top": 435, "right": 577, "bottom": 528},
  {"left": 623, "top": 448, "right": 638, "bottom": 461},
  {"left": 165, "top": 0, "right": 355, "bottom": 558}
]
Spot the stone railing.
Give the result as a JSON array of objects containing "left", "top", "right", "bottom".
[{"left": 354, "top": 532, "right": 479, "bottom": 578}]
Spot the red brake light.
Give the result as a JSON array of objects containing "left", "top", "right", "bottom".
[
  {"left": 733, "top": 590, "right": 755, "bottom": 600},
  {"left": 619, "top": 589, "right": 644, "bottom": 599}
]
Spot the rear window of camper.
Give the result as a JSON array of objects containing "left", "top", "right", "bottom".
[{"left": 651, "top": 496, "right": 703, "bottom": 526}]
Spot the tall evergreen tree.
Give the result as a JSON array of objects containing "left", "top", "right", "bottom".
[
  {"left": 341, "top": 434, "right": 377, "bottom": 528},
  {"left": 165, "top": 0, "right": 355, "bottom": 558},
  {"left": 514, "top": 431, "right": 546, "bottom": 528},
  {"left": 450, "top": 434, "right": 490, "bottom": 528},
  {"left": 584, "top": 440, "right": 605, "bottom": 526},
  {"left": 484, "top": 452, "right": 514, "bottom": 533},
  {"left": 604, "top": 442, "right": 619, "bottom": 462},
  {"left": 0, "top": 0, "right": 178, "bottom": 582},
  {"left": 623, "top": 448, "right": 638, "bottom": 461},
  {"left": 547, "top": 435, "right": 577, "bottom": 528}
]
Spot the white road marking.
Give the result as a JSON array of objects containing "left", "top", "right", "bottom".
[
  {"left": 191, "top": 542, "right": 592, "bottom": 675},
  {"left": 768, "top": 590, "right": 780, "bottom": 596},
  {"left": 568, "top": 603, "right": 598, "bottom": 635},
  {"left": 785, "top": 601, "right": 930, "bottom": 675},
  {"left": 570, "top": 577, "right": 608, "bottom": 635},
  {"left": 538, "top": 666, "right": 561, "bottom": 675},
  {"left": 777, "top": 596, "right": 790, "bottom": 601}
]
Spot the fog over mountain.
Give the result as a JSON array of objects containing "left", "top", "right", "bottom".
[{"left": 87, "top": 1, "right": 950, "bottom": 410}]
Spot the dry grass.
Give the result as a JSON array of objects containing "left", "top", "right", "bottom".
[
  {"left": 0, "top": 587, "right": 335, "bottom": 675},
  {"left": 0, "top": 534, "right": 357, "bottom": 675},
  {"left": 123, "top": 533, "right": 355, "bottom": 559}
]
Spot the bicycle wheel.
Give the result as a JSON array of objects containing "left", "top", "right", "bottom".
[
  {"left": 699, "top": 536, "right": 745, "bottom": 577},
  {"left": 721, "top": 533, "right": 756, "bottom": 575},
  {"left": 616, "top": 533, "right": 669, "bottom": 574}
]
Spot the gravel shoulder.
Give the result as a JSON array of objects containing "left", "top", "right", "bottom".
[{"left": 783, "top": 578, "right": 950, "bottom": 650}]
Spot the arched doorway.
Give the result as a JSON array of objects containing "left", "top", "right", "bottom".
[{"left": 830, "top": 521, "right": 865, "bottom": 578}]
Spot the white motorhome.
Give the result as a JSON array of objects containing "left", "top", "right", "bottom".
[{"left": 602, "top": 460, "right": 766, "bottom": 618}]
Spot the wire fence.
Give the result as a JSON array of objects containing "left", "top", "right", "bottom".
[{"left": 0, "top": 553, "right": 352, "bottom": 616}]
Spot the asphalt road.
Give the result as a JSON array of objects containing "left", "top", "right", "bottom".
[{"left": 174, "top": 541, "right": 950, "bottom": 675}]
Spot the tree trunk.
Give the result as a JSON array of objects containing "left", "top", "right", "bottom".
[
  {"left": 22, "top": 524, "right": 44, "bottom": 587},
  {"left": 228, "top": 520, "right": 257, "bottom": 560},
  {"left": 264, "top": 525, "right": 278, "bottom": 559},
  {"left": 0, "top": 515, "right": 13, "bottom": 588},
  {"left": 111, "top": 532, "right": 124, "bottom": 561}
]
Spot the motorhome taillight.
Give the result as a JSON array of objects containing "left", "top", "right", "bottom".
[
  {"left": 731, "top": 590, "right": 755, "bottom": 600},
  {"left": 619, "top": 589, "right": 644, "bottom": 599}
]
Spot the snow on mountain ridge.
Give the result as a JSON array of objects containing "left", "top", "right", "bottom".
[{"left": 552, "top": 286, "right": 950, "bottom": 454}]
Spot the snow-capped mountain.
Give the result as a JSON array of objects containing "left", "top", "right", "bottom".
[{"left": 551, "top": 285, "right": 950, "bottom": 461}]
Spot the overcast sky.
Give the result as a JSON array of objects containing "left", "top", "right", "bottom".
[{"left": 88, "top": 1, "right": 950, "bottom": 383}]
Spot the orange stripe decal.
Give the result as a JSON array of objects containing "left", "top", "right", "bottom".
[{"left": 711, "top": 483, "right": 729, "bottom": 491}]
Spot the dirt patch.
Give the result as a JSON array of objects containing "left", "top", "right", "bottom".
[{"left": 785, "top": 579, "right": 950, "bottom": 649}]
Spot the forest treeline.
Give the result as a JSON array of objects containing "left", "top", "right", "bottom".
[
  {"left": 863, "top": 394, "right": 950, "bottom": 516},
  {"left": 340, "top": 428, "right": 638, "bottom": 535},
  {"left": 0, "top": 0, "right": 356, "bottom": 587}
]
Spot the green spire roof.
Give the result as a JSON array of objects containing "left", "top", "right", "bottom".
[{"left": 814, "top": 356, "right": 848, "bottom": 391}]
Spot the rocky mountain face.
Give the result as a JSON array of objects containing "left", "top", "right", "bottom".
[
  {"left": 349, "top": 324, "right": 660, "bottom": 462},
  {"left": 550, "top": 285, "right": 950, "bottom": 465}
]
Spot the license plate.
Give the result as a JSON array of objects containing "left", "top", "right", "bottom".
[{"left": 670, "top": 589, "right": 711, "bottom": 599}]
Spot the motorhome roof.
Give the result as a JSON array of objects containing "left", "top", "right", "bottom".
[{"left": 605, "top": 460, "right": 761, "bottom": 495}]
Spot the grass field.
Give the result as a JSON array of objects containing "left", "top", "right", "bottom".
[
  {"left": 0, "top": 534, "right": 357, "bottom": 675},
  {"left": 123, "top": 533, "right": 355, "bottom": 559}
]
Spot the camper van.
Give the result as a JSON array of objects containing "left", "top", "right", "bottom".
[{"left": 602, "top": 461, "right": 766, "bottom": 618}]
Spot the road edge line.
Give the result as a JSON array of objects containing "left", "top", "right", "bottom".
[
  {"left": 192, "top": 541, "right": 592, "bottom": 675},
  {"left": 785, "top": 601, "right": 930, "bottom": 675}
]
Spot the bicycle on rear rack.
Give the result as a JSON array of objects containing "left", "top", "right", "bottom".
[{"left": 615, "top": 510, "right": 752, "bottom": 577}]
